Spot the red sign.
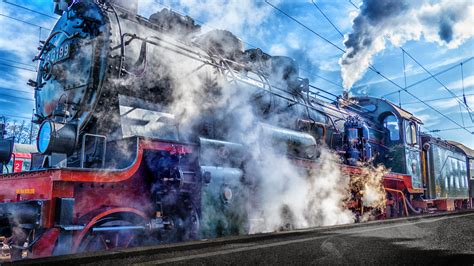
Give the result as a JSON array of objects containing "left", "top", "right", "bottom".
[{"left": 14, "top": 160, "right": 23, "bottom": 173}]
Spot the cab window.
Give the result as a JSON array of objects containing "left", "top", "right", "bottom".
[
  {"left": 405, "top": 120, "right": 418, "bottom": 146},
  {"left": 383, "top": 115, "right": 400, "bottom": 141}
]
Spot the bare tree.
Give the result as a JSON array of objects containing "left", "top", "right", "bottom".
[{"left": 4, "top": 118, "right": 38, "bottom": 145}]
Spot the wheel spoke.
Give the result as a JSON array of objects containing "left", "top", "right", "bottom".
[
  {"left": 125, "top": 234, "right": 135, "bottom": 248},
  {"left": 79, "top": 218, "right": 146, "bottom": 253},
  {"left": 115, "top": 233, "right": 119, "bottom": 248},
  {"left": 99, "top": 235, "right": 109, "bottom": 250}
]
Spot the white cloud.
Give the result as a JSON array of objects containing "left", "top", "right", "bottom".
[
  {"left": 431, "top": 95, "right": 474, "bottom": 109},
  {"left": 443, "top": 74, "right": 474, "bottom": 91},
  {"left": 269, "top": 44, "right": 288, "bottom": 55},
  {"left": 340, "top": 0, "right": 474, "bottom": 89},
  {"left": 140, "top": 0, "right": 279, "bottom": 42},
  {"left": 286, "top": 32, "right": 300, "bottom": 50}
]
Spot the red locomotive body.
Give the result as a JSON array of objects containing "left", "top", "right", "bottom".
[{"left": 0, "top": 138, "right": 198, "bottom": 259}]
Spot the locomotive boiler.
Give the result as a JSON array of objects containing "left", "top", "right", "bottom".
[{"left": 0, "top": 0, "right": 472, "bottom": 260}]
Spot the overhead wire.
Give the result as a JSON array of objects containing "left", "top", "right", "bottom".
[
  {"left": 0, "top": 113, "right": 32, "bottom": 120},
  {"left": 348, "top": 0, "right": 360, "bottom": 9},
  {"left": 153, "top": 0, "right": 347, "bottom": 92},
  {"left": 2, "top": 0, "right": 57, "bottom": 20},
  {"left": 0, "top": 13, "right": 51, "bottom": 31},
  {"left": 0, "top": 87, "right": 34, "bottom": 96},
  {"left": 308, "top": 0, "right": 473, "bottom": 116},
  {"left": 0, "top": 93, "right": 34, "bottom": 102},
  {"left": 3, "top": 1, "right": 472, "bottom": 135},
  {"left": 265, "top": 0, "right": 344, "bottom": 53},
  {"left": 311, "top": 0, "right": 344, "bottom": 38},
  {"left": 460, "top": 103, "right": 465, "bottom": 127},
  {"left": 402, "top": 93, "right": 474, "bottom": 105},
  {"left": 420, "top": 125, "right": 443, "bottom": 138},
  {"left": 313, "top": 73, "right": 344, "bottom": 89},
  {"left": 266, "top": 0, "right": 409, "bottom": 92},
  {"left": 382, "top": 57, "right": 474, "bottom": 97},
  {"left": 461, "top": 62, "right": 467, "bottom": 106},
  {"left": 0, "top": 58, "right": 36, "bottom": 68},
  {"left": 428, "top": 125, "right": 474, "bottom": 133},
  {"left": 152, "top": 0, "right": 261, "bottom": 49},
  {"left": 0, "top": 62, "right": 36, "bottom": 72},
  {"left": 293, "top": 0, "right": 473, "bottom": 134},
  {"left": 401, "top": 47, "right": 473, "bottom": 121},
  {"left": 401, "top": 49, "right": 407, "bottom": 107}
]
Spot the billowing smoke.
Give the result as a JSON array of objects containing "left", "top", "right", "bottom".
[
  {"left": 248, "top": 140, "right": 355, "bottom": 232},
  {"left": 157, "top": 52, "right": 356, "bottom": 231},
  {"left": 114, "top": 1, "right": 389, "bottom": 234},
  {"left": 340, "top": 0, "right": 474, "bottom": 89},
  {"left": 140, "top": 0, "right": 277, "bottom": 38}
]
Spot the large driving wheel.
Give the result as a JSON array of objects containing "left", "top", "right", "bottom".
[{"left": 78, "top": 213, "right": 147, "bottom": 253}]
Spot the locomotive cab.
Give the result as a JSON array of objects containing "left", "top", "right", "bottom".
[{"left": 349, "top": 97, "right": 424, "bottom": 192}]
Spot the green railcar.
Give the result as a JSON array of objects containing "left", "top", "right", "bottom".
[{"left": 425, "top": 142, "right": 469, "bottom": 199}]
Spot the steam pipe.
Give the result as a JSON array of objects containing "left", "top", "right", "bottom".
[
  {"left": 92, "top": 225, "right": 145, "bottom": 232},
  {"left": 119, "top": 32, "right": 351, "bottom": 121},
  {"left": 384, "top": 188, "right": 409, "bottom": 217},
  {"left": 109, "top": 3, "right": 124, "bottom": 78},
  {"left": 404, "top": 197, "right": 422, "bottom": 214}
]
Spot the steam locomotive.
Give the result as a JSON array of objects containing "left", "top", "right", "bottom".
[{"left": 0, "top": 0, "right": 472, "bottom": 260}]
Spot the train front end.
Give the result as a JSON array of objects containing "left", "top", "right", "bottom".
[{"left": 34, "top": 0, "right": 112, "bottom": 165}]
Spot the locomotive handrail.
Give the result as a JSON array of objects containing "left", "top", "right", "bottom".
[
  {"left": 80, "top": 133, "right": 107, "bottom": 169},
  {"left": 34, "top": 30, "right": 77, "bottom": 62},
  {"left": 116, "top": 16, "right": 357, "bottom": 120},
  {"left": 108, "top": 2, "right": 125, "bottom": 78},
  {"left": 119, "top": 32, "right": 351, "bottom": 124},
  {"left": 43, "top": 137, "right": 140, "bottom": 183}
]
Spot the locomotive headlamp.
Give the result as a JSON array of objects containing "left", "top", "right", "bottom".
[{"left": 37, "top": 120, "right": 77, "bottom": 155}]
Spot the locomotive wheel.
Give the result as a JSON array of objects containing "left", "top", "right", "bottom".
[
  {"left": 9, "top": 228, "right": 32, "bottom": 261},
  {"left": 179, "top": 207, "right": 200, "bottom": 241},
  {"left": 78, "top": 214, "right": 147, "bottom": 253},
  {"left": 162, "top": 207, "right": 200, "bottom": 243},
  {"left": 79, "top": 221, "right": 142, "bottom": 253}
]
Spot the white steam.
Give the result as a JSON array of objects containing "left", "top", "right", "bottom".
[
  {"left": 114, "top": 1, "right": 388, "bottom": 234},
  {"left": 146, "top": 32, "right": 356, "bottom": 231},
  {"left": 140, "top": 0, "right": 277, "bottom": 37},
  {"left": 250, "top": 144, "right": 354, "bottom": 232},
  {"left": 340, "top": 0, "right": 474, "bottom": 90}
]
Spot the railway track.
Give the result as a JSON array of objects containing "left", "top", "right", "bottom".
[{"left": 5, "top": 210, "right": 474, "bottom": 265}]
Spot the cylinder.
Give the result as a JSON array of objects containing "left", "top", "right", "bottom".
[{"left": 260, "top": 123, "right": 317, "bottom": 159}]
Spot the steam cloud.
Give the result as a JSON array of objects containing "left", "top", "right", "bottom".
[
  {"left": 157, "top": 51, "right": 357, "bottom": 231},
  {"left": 25, "top": 1, "right": 388, "bottom": 252},
  {"left": 147, "top": 36, "right": 386, "bottom": 232},
  {"left": 340, "top": 0, "right": 474, "bottom": 89},
  {"left": 141, "top": 0, "right": 277, "bottom": 37},
  {"left": 118, "top": 1, "right": 388, "bottom": 233}
]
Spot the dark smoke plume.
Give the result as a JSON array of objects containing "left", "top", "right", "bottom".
[{"left": 340, "top": 0, "right": 474, "bottom": 89}]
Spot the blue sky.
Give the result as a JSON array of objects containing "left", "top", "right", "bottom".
[{"left": 0, "top": 0, "right": 473, "bottom": 147}]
